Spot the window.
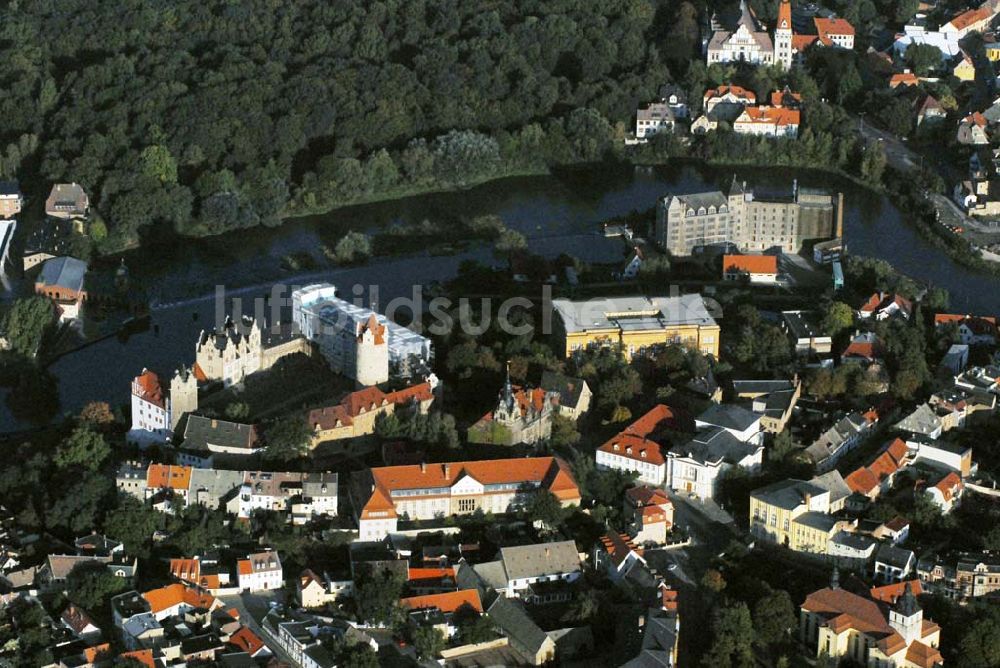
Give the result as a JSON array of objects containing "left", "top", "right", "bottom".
[{"left": 458, "top": 498, "right": 476, "bottom": 513}]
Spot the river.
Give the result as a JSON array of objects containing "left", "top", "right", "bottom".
[{"left": 6, "top": 161, "right": 1000, "bottom": 432}]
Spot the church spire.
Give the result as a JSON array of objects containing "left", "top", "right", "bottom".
[
  {"left": 830, "top": 564, "right": 840, "bottom": 590},
  {"left": 502, "top": 360, "right": 514, "bottom": 409},
  {"left": 897, "top": 581, "right": 920, "bottom": 616},
  {"left": 777, "top": 0, "right": 792, "bottom": 30}
]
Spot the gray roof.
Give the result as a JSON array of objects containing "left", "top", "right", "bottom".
[
  {"left": 794, "top": 512, "right": 840, "bottom": 532},
  {"left": 623, "top": 608, "right": 679, "bottom": 668},
  {"left": 499, "top": 541, "right": 580, "bottom": 581},
  {"left": 188, "top": 468, "right": 245, "bottom": 501},
  {"left": 751, "top": 479, "right": 826, "bottom": 511},
  {"left": 782, "top": 310, "right": 826, "bottom": 340},
  {"left": 37, "top": 256, "right": 87, "bottom": 292},
  {"left": 810, "top": 471, "right": 851, "bottom": 505},
  {"left": 672, "top": 191, "right": 729, "bottom": 212},
  {"left": 552, "top": 294, "right": 717, "bottom": 334},
  {"left": 876, "top": 544, "right": 915, "bottom": 568},
  {"left": 753, "top": 388, "right": 798, "bottom": 417},
  {"left": 670, "top": 427, "right": 760, "bottom": 466},
  {"left": 183, "top": 415, "right": 259, "bottom": 452},
  {"left": 487, "top": 596, "right": 551, "bottom": 655},
  {"left": 539, "top": 371, "right": 589, "bottom": 407},
  {"left": 895, "top": 404, "right": 942, "bottom": 436},
  {"left": 830, "top": 531, "right": 878, "bottom": 552},
  {"left": 732, "top": 379, "right": 795, "bottom": 396},
  {"left": 470, "top": 560, "right": 509, "bottom": 593},
  {"left": 696, "top": 403, "right": 761, "bottom": 432}
]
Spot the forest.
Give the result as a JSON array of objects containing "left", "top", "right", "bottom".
[{"left": 0, "top": 0, "right": 671, "bottom": 251}]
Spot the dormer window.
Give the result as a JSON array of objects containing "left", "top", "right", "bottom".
[
  {"left": 640, "top": 450, "right": 647, "bottom": 458},
  {"left": 626, "top": 447, "right": 633, "bottom": 455},
  {"left": 613, "top": 443, "right": 620, "bottom": 451}
]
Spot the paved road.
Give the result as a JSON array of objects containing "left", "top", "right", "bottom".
[
  {"left": 856, "top": 117, "right": 922, "bottom": 172},
  {"left": 219, "top": 592, "right": 293, "bottom": 664}
]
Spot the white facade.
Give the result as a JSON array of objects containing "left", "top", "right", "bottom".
[
  {"left": 238, "top": 552, "right": 284, "bottom": 592},
  {"left": 666, "top": 444, "right": 763, "bottom": 500},
  {"left": 595, "top": 448, "right": 666, "bottom": 485}
]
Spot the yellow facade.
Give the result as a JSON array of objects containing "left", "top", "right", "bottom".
[
  {"left": 986, "top": 45, "right": 1000, "bottom": 62},
  {"left": 749, "top": 492, "right": 841, "bottom": 555},
  {"left": 561, "top": 323, "right": 720, "bottom": 360},
  {"left": 954, "top": 59, "right": 977, "bottom": 81}
]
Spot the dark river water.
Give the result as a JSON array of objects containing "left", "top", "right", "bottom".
[{"left": 6, "top": 161, "right": 1000, "bottom": 432}]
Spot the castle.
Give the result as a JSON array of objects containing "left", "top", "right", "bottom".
[
  {"left": 292, "top": 283, "right": 433, "bottom": 386},
  {"left": 194, "top": 316, "right": 312, "bottom": 387},
  {"left": 468, "top": 368, "right": 560, "bottom": 446},
  {"left": 128, "top": 367, "right": 199, "bottom": 446},
  {"left": 654, "top": 177, "right": 842, "bottom": 256}
]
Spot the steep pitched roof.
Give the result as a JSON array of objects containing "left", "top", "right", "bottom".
[
  {"left": 723, "top": 254, "right": 778, "bottom": 274},
  {"left": 400, "top": 589, "right": 483, "bottom": 614},
  {"left": 815, "top": 17, "right": 855, "bottom": 42},
  {"left": 142, "top": 583, "right": 217, "bottom": 615},
  {"left": 600, "top": 531, "right": 643, "bottom": 568},
  {"left": 147, "top": 463, "right": 192, "bottom": 492},
  {"left": 738, "top": 106, "right": 801, "bottom": 126},
  {"left": 869, "top": 579, "right": 924, "bottom": 604},
  {"left": 229, "top": 625, "right": 266, "bottom": 655},
  {"left": 500, "top": 541, "right": 581, "bottom": 580},
  {"left": 802, "top": 587, "right": 892, "bottom": 635},
  {"left": 133, "top": 369, "right": 165, "bottom": 407}
]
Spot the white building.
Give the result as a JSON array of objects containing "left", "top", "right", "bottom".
[
  {"left": 695, "top": 404, "right": 764, "bottom": 447},
  {"left": 127, "top": 367, "right": 198, "bottom": 446},
  {"left": 238, "top": 551, "right": 284, "bottom": 592},
  {"left": 496, "top": 541, "right": 582, "bottom": 599},
  {"left": 292, "top": 283, "right": 432, "bottom": 384},
  {"left": 733, "top": 106, "right": 800, "bottom": 138},
  {"left": 236, "top": 471, "right": 338, "bottom": 522},
  {"left": 666, "top": 427, "right": 763, "bottom": 499}
]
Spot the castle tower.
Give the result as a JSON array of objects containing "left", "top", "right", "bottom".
[
  {"left": 888, "top": 582, "right": 923, "bottom": 647},
  {"left": 774, "top": 0, "right": 794, "bottom": 69},
  {"left": 354, "top": 314, "right": 389, "bottom": 386},
  {"left": 727, "top": 175, "right": 749, "bottom": 245},
  {"left": 167, "top": 366, "right": 198, "bottom": 433}
]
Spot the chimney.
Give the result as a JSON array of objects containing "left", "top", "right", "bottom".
[
  {"left": 211, "top": 419, "right": 217, "bottom": 428},
  {"left": 420, "top": 462, "right": 426, "bottom": 473}
]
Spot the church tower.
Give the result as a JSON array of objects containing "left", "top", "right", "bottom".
[
  {"left": 774, "top": 0, "right": 794, "bottom": 69},
  {"left": 888, "top": 582, "right": 924, "bottom": 647}
]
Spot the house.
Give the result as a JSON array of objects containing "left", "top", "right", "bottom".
[
  {"left": 229, "top": 625, "right": 270, "bottom": 658},
  {"left": 236, "top": 471, "right": 338, "bottom": 522},
  {"left": 179, "top": 416, "right": 260, "bottom": 463},
  {"left": 34, "top": 256, "right": 88, "bottom": 321},
  {"left": 622, "top": 585, "right": 680, "bottom": 668},
  {"left": 750, "top": 479, "right": 845, "bottom": 555},
  {"left": 60, "top": 603, "right": 102, "bottom": 644},
  {"left": 496, "top": 541, "right": 582, "bottom": 602},
  {"left": 624, "top": 485, "right": 674, "bottom": 546},
  {"left": 596, "top": 405, "right": 678, "bottom": 485},
  {"left": 940, "top": 4, "right": 995, "bottom": 37},
  {"left": 827, "top": 531, "right": 879, "bottom": 569},
  {"left": 874, "top": 516, "right": 912, "bottom": 545},
  {"left": 351, "top": 457, "right": 581, "bottom": 541},
  {"left": 732, "top": 106, "right": 800, "bottom": 138},
  {"left": 306, "top": 380, "right": 435, "bottom": 446},
  {"left": 732, "top": 377, "right": 802, "bottom": 433},
  {"left": 636, "top": 86, "right": 689, "bottom": 139},
  {"left": 487, "top": 596, "right": 557, "bottom": 665},
  {"left": 934, "top": 313, "right": 999, "bottom": 345},
  {"left": 812, "top": 237, "right": 845, "bottom": 265},
  {"left": 926, "top": 471, "right": 964, "bottom": 513},
  {"left": 889, "top": 72, "right": 919, "bottom": 89},
  {"left": 598, "top": 531, "right": 647, "bottom": 582},
  {"left": 800, "top": 577, "right": 943, "bottom": 667},
  {"left": 805, "top": 410, "right": 879, "bottom": 472},
  {"left": 619, "top": 247, "right": 644, "bottom": 280},
  {"left": 168, "top": 556, "right": 231, "bottom": 594},
  {"left": 400, "top": 589, "right": 483, "bottom": 638},
  {"left": 706, "top": 0, "right": 785, "bottom": 67},
  {"left": 875, "top": 544, "right": 917, "bottom": 582},
  {"left": 468, "top": 370, "right": 559, "bottom": 446},
  {"left": 953, "top": 49, "right": 978, "bottom": 81},
  {"left": 298, "top": 569, "right": 352, "bottom": 608},
  {"left": 0, "top": 181, "right": 22, "bottom": 219},
  {"left": 45, "top": 183, "right": 89, "bottom": 219},
  {"left": 539, "top": 371, "right": 592, "bottom": 420},
  {"left": 703, "top": 85, "right": 758, "bottom": 119},
  {"left": 858, "top": 292, "right": 912, "bottom": 321},
  {"left": 958, "top": 112, "right": 990, "bottom": 145},
  {"left": 895, "top": 403, "right": 945, "bottom": 439},
  {"left": 845, "top": 438, "right": 910, "bottom": 500},
  {"left": 940, "top": 344, "right": 970, "bottom": 375},
  {"left": 142, "top": 583, "right": 221, "bottom": 620},
  {"left": 127, "top": 367, "right": 198, "bottom": 447},
  {"left": 782, "top": 310, "right": 833, "bottom": 356},
  {"left": 666, "top": 427, "right": 764, "bottom": 499},
  {"left": 909, "top": 436, "right": 974, "bottom": 476},
  {"left": 915, "top": 95, "right": 947, "bottom": 127},
  {"left": 722, "top": 254, "right": 779, "bottom": 283},
  {"left": 237, "top": 551, "right": 283, "bottom": 592},
  {"left": 841, "top": 331, "right": 884, "bottom": 366},
  {"left": 814, "top": 17, "right": 855, "bottom": 48}
]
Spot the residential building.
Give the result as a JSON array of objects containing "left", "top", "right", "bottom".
[
  {"left": 237, "top": 551, "right": 283, "bottom": 592},
  {"left": 841, "top": 331, "right": 885, "bottom": 366},
  {"left": 909, "top": 436, "right": 974, "bottom": 476},
  {"left": 127, "top": 367, "right": 198, "bottom": 446},
  {"left": 168, "top": 556, "right": 231, "bottom": 594},
  {"left": 722, "top": 254, "right": 779, "bottom": 283},
  {"left": 654, "top": 179, "right": 840, "bottom": 256},
  {"left": 958, "top": 112, "right": 990, "bottom": 145},
  {"left": 845, "top": 438, "right": 910, "bottom": 501},
  {"left": 875, "top": 544, "right": 917, "bottom": 582},
  {"left": 468, "top": 370, "right": 559, "bottom": 446},
  {"left": 814, "top": 17, "right": 855, "bottom": 48},
  {"left": 622, "top": 585, "right": 680, "bottom": 668},
  {"left": 34, "top": 256, "right": 87, "bottom": 321},
  {"left": 496, "top": 541, "right": 582, "bottom": 601},
  {"left": 236, "top": 471, "right": 338, "bottom": 522},
  {"left": 401, "top": 589, "right": 483, "bottom": 638},
  {"left": 142, "top": 583, "right": 221, "bottom": 621},
  {"left": 919, "top": 553, "right": 1000, "bottom": 600},
  {"left": 703, "top": 85, "right": 758, "bottom": 120},
  {"left": 940, "top": 4, "right": 996, "bottom": 37},
  {"left": 292, "top": 283, "right": 433, "bottom": 383},
  {"left": 732, "top": 106, "right": 800, "bottom": 137},
  {"left": 666, "top": 427, "right": 763, "bottom": 499},
  {"left": 179, "top": 416, "right": 260, "bottom": 461},
  {"left": 551, "top": 294, "right": 720, "bottom": 359},
  {"left": 45, "top": 183, "right": 89, "bottom": 219},
  {"left": 896, "top": 403, "right": 945, "bottom": 439},
  {"left": 934, "top": 313, "right": 999, "bottom": 345},
  {"left": 351, "top": 457, "right": 581, "bottom": 541},
  {"left": 857, "top": 292, "right": 912, "bottom": 320},
  {"left": 736, "top": 378, "right": 801, "bottom": 433},
  {"left": 940, "top": 344, "right": 970, "bottom": 375},
  {"left": 539, "top": 371, "right": 592, "bottom": 419},
  {"left": 827, "top": 531, "right": 879, "bottom": 569},
  {"left": 749, "top": 479, "right": 854, "bottom": 556},
  {"left": 635, "top": 86, "right": 689, "bottom": 138},
  {"left": 782, "top": 310, "right": 833, "bottom": 356},
  {"left": 800, "top": 577, "right": 943, "bottom": 667},
  {"left": 486, "top": 596, "right": 557, "bottom": 665},
  {"left": 0, "top": 181, "right": 22, "bottom": 219},
  {"left": 805, "top": 410, "right": 878, "bottom": 472},
  {"left": 694, "top": 403, "right": 764, "bottom": 446},
  {"left": 298, "top": 569, "right": 352, "bottom": 608},
  {"left": 624, "top": 486, "right": 674, "bottom": 546},
  {"left": 596, "top": 405, "right": 678, "bottom": 485},
  {"left": 915, "top": 94, "right": 947, "bottom": 127},
  {"left": 598, "top": 531, "right": 647, "bottom": 582},
  {"left": 926, "top": 471, "right": 964, "bottom": 513},
  {"left": 306, "top": 380, "right": 435, "bottom": 446},
  {"left": 953, "top": 49, "right": 978, "bottom": 80}
]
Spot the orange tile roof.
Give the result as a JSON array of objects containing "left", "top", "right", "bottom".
[
  {"left": 601, "top": 530, "right": 643, "bottom": 567},
  {"left": 120, "top": 650, "right": 155, "bottom": 668},
  {"left": 358, "top": 314, "right": 386, "bottom": 345},
  {"left": 308, "top": 381, "right": 432, "bottom": 431},
  {"left": 869, "top": 579, "right": 924, "bottom": 604},
  {"left": 597, "top": 405, "right": 678, "bottom": 466},
  {"left": 889, "top": 72, "right": 919, "bottom": 88},
  {"left": 142, "top": 583, "right": 217, "bottom": 615},
  {"left": 846, "top": 467, "right": 879, "bottom": 495},
  {"left": 906, "top": 640, "right": 944, "bottom": 668},
  {"left": 815, "top": 17, "right": 855, "bottom": 42},
  {"left": 934, "top": 471, "right": 963, "bottom": 501},
  {"left": 885, "top": 438, "right": 908, "bottom": 465},
  {"left": 739, "top": 106, "right": 800, "bottom": 126},
  {"left": 400, "top": 589, "right": 483, "bottom": 614},
  {"left": 934, "top": 313, "right": 999, "bottom": 335},
  {"left": 408, "top": 567, "right": 456, "bottom": 582},
  {"left": 964, "top": 111, "right": 988, "bottom": 127},
  {"left": 661, "top": 585, "right": 679, "bottom": 612},
  {"left": 230, "top": 624, "right": 266, "bottom": 655},
  {"left": 83, "top": 643, "right": 112, "bottom": 663},
  {"left": 192, "top": 362, "right": 208, "bottom": 383},
  {"left": 869, "top": 451, "right": 900, "bottom": 480},
  {"left": 947, "top": 5, "right": 992, "bottom": 31},
  {"left": 793, "top": 34, "right": 819, "bottom": 50},
  {"left": 147, "top": 463, "right": 192, "bottom": 492},
  {"left": 704, "top": 85, "right": 756, "bottom": 102},
  {"left": 770, "top": 90, "right": 803, "bottom": 107},
  {"left": 723, "top": 254, "right": 778, "bottom": 275},
  {"left": 802, "top": 587, "right": 892, "bottom": 635},
  {"left": 133, "top": 369, "right": 164, "bottom": 408},
  {"left": 626, "top": 485, "right": 670, "bottom": 507}
]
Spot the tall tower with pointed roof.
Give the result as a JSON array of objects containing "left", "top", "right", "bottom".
[
  {"left": 888, "top": 582, "right": 923, "bottom": 646},
  {"left": 774, "top": 0, "right": 794, "bottom": 68}
]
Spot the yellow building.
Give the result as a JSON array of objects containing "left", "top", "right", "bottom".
[
  {"left": 986, "top": 42, "right": 1000, "bottom": 62},
  {"left": 551, "top": 294, "right": 720, "bottom": 360},
  {"left": 749, "top": 478, "right": 849, "bottom": 555},
  {"left": 801, "top": 578, "right": 943, "bottom": 667},
  {"left": 953, "top": 53, "right": 977, "bottom": 81}
]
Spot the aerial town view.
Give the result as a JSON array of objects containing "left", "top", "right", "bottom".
[{"left": 4, "top": 1, "right": 1000, "bottom": 667}]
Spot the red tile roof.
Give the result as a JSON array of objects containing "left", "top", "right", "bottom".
[
  {"left": 739, "top": 106, "right": 801, "bottom": 126},
  {"left": 133, "top": 369, "right": 164, "bottom": 408},
  {"left": 597, "top": 405, "right": 679, "bottom": 467},
  {"left": 626, "top": 485, "right": 670, "bottom": 507},
  {"left": 308, "top": 381, "right": 433, "bottom": 431},
  {"left": 142, "top": 583, "right": 217, "bottom": 615},
  {"left": 846, "top": 467, "right": 880, "bottom": 495},
  {"left": 147, "top": 463, "right": 192, "bottom": 492},
  {"left": 815, "top": 17, "right": 855, "bottom": 43},
  {"left": 889, "top": 72, "right": 919, "bottom": 88},
  {"left": 946, "top": 5, "right": 993, "bottom": 31},
  {"left": 600, "top": 530, "right": 643, "bottom": 567},
  {"left": 934, "top": 471, "right": 963, "bottom": 502},
  {"left": 704, "top": 85, "right": 756, "bottom": 102},
  {"left": 793, "top": 34, "right": 819, "bottom": 50},
  {"left": 770, "top": 90, "right": 803, "bottom": 107},
  {"left": 723, "top": 254, "right": 778, "bottom": 275},
  {"left": 229, "top": 624, "right": 266, "bottom": 655},
  {"left": 802, "top": 587, "right": 892, "bottom": 635},
  {"left": 120, "top": 650, "right": 155, "bottom": 668},
  {"left": 934, "top": 313, "right": 998, "bottom": 336},
  {"left": 400, "top": 589, "right": 483, "bottom": 614},
  {"left": 869, "top": 579, "right": 924, "bottom": 604},
  {"left": 906, "top": 640, "right": 945, "bottom": 668}
]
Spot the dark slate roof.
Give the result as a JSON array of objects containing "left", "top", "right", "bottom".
[
  {"left": 37, "top": 256, "right": 87, "bottom": 292},
  {"left": 696, "top": 403, "right": 760, "bottom": 432},
  {"left": 540, "top": 371, "right": 588, "bottom": 407},
  {"left": 487, "top": 595, "right": 550, "bottom": 655},
  {"left": 732, "top": 379, "right": 795, "bottom": 395},
  {"left": 0, "top": 181, "right": 20, "bottom": 196},
  {"left": 876, "top": 544, "right": 915, "bottom": 569},
  {"left": 669, "top": 427, "right": 759, "bottom": 465},
  {"left": 182, "top": 415, "right": 258, "bottom": 452},
  {"left": 751, "top": 479, "right": 826, "bottom": 510}
]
